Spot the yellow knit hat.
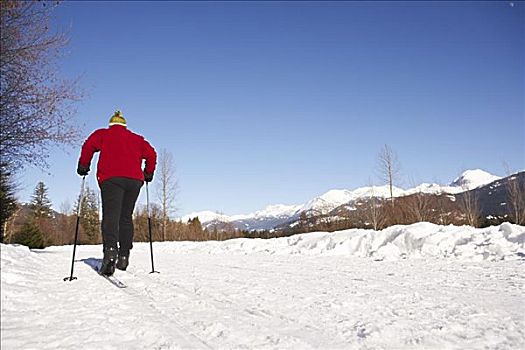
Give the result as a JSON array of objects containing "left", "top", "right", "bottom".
[{"left": 109, "top": 110, "right": 126, "bottom": 127}]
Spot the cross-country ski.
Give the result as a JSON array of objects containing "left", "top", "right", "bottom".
[{"left": 94, "top": 266, "right": 127, "bottom": 289}]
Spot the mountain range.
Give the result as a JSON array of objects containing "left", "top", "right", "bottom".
[{"left": 179, "top": 169, "right": 520, "bottom": 231}]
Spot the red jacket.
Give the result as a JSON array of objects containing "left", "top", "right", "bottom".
[{"left": 79, "top": 125, "right": 157, "bottom": 184}]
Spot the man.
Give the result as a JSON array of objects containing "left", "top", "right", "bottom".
[{"left": 77, "top": 110, "right": 157, "bottom": 276}]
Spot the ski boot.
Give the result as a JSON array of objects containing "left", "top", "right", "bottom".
[
  {"left": 116, "top": 249, "right": 129, "bottom": 271},
  {"left": 99, "top": 246, "right": 118, "bottom": 276}
]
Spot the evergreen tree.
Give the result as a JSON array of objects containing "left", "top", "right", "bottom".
[
  {"left": 75, "top": 186, "right": 100, "bottom": 244},
  {"left": 13, "top": 221, "right": 44, "bottom": 249},
  {"left": 0, "top": 164, "right": 18, "bottom": 242},
  {"left": 188, "top": 217, "right": 204, "bottom": 240},
  {"left": 19, "top": 181, "right": 55, "bottom": 247},
  {"left": 30, "top": 182, "right": 53, "bottom": 219}
]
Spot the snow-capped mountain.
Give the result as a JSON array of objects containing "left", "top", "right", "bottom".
[
  {"left": 228, "top": 204, "right": 304, "bottom": 231},
  {"left": 180, "top": 211, "right": 231, "bottom": 224},
  {"left": 179, "top": 169, "right": 503, "bottom": 231},
  {"left": 402, "top": 169, "right": 502, "bottom": 196},
  {"left": 180, "top": 204, "right": 304, "bottom": 231},
  {"left": 300, "top": 185, "right": 405, "bottom": 215},
  {"left": 450, "top": 169, "right": 502, "bottom": 190},
  {"left": 247, "top": 204, "right": 303, "bottom": 219}
]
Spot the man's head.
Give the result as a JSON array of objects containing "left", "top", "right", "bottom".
[{"left": 109, "top": 110, "right": 127, "bottom": 127}]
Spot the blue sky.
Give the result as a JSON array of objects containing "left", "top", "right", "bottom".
[{"left": 19, "top": 1, "right": 524, "bottom": 216}]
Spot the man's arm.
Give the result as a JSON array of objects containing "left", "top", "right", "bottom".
[
  {"left": 78, "top": 130, "right": 103, "bottom": 172},
  {"left": 142, "top": 138, "right": 157, "bottom": 182}
]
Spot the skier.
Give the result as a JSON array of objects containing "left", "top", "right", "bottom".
[{"left": 77, "top": 110, "right": 157, "bottom": 276}]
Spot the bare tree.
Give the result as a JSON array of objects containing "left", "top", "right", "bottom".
[
  {"left": 363, "top": 183, "right": 386, "bottom": 230},
  {"left": 1, "top": 1, "right": 82, "bottom": 170},
  {"left": 156, "top": 149, "right": 178, "bottom": 241},
  {"left": 57, "top": 200, "right": 74, "bottom": 244},
  {"left": 405, "top": 178, "right": 432, "bottom": 223},
  {"left": 377, "top": 144, "right": 401, "bottom": 207},
  {"left": 503, "top": 165, "right": 525, "bottom": 225},
  {"left": 405, "top": 191, "right": 433, "bottom": 223},
  {"left": 458, "top": 185, "right": 480, "bottom": 227},
  {"left": 59, "top": 200, "right": 72, "bottom": 216}
]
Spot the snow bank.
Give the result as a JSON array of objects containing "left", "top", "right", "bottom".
[{"left": 166, "top": 223, "right": 525, "bottom": 261}]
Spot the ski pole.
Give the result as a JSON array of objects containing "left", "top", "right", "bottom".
[
  {"left": 146, "top": 182, "right": 159, "bottom": 274},
  {"left": 64, "top": 175, "right": 86, "bottom": 282}
]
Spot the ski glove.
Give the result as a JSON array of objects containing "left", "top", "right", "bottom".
[
  {"left": 77, "top": 163, "right": 90, "bottom": 176},
  {"left": 144, "top": 171, "right": 154, "bottom": 183}
]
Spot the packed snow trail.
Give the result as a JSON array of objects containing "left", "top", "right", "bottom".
[{"left": 2, "top": 223, "right": 524, "bottom": 349}]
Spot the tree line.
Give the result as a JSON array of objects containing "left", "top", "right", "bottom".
[
  {"left": 2, "top": 180, "right": 224, "bottom": 248},
  {"left": 3, "top": 171, "right": 524, "bottom": 250}
]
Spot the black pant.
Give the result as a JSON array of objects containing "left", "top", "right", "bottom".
[{"left": 100, "top": 177, "right": 143, "bottom": 252}]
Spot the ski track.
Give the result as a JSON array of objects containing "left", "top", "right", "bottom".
[{"left": 2, "top": 242, "right": 524, "bottom": 350}]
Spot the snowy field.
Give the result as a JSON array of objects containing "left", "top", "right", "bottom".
[{"left": 1, "top": 223, "right": 524, "bottom": 349}]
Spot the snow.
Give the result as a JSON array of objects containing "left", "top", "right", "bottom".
[
  {"left": 228, "top": 204, "right": 303, "bottom": 222},
  {"left": 249, "top": 204, "right": 303, "bottom": 219},
  {"left": 300, "top": 185, "right": 405, "bottom": 214},
  {"left": 179, "top": 210, "right": 231, "bottom": 223},
  {"left": 185, "top": 222, "right": 525, "bottom": 261},
  {"left": 181, "top": 204, "right": 303, "bottom": 224},
  {"left": 450, "top": 169, "right": 502, "bottom": 191},
  {"left": 2, "top": 223, "right": 524, "bottom": 349},
  {"left": 180, "top": 204, "right": 304, "bottom": 231}
]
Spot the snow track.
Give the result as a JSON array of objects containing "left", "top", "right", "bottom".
[
  {"left": 99, "top": 270, "right": 212, "bottom": 349},
  {"left": 2, "top": 223, "right": 525, "bottom": 349}
]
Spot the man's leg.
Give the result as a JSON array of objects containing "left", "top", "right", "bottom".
[
  {"left": 101, "top": 179, "right": 125, "bottom": 248},
  {"left": 100, "top": 178, "right": 125, "bottom": 275},
  {"left": 118, "top": 179, "right": 143, "bottom": 253}
]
